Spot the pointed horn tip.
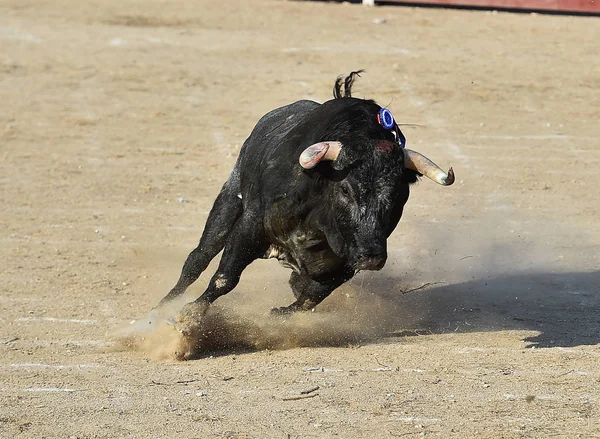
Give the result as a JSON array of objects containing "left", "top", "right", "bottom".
[{"left": 443, "top": 167, "right": 455, "bottom": 186}]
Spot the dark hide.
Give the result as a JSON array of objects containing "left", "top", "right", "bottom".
[{"left": 158, "top": 72, "right": 420, "bottom": 315}]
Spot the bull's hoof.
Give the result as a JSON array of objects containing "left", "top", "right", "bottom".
[
  {"left": 270, "top": 305, "right": 302, "bottom": 316},
  {"left": 176, "top": 304, "right": 206, "bottom": 336},
  {"left": 270, "top": 306, "right": 291, "bottom": 316},
  {"left": 271, "top": 299, "right": 317, "bottom": 316},
  {"left": 174, "top": 337, "right": 198, "bottom": 361},
  {"left": 176, "top": 301, "right": 209, "bottom": 328},
  {"left": 172, "top": 301, "right": 210, "bottom": 360}
]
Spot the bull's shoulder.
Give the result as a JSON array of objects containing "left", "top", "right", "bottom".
[{"left": 236, "top": 100, "right": 320, "bottom": 189}]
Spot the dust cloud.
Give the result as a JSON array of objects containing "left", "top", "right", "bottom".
[
  {"left": 117, "top": 200, "right": 597, "bottom": 360},
  {"left": 116, "top": 283, "right": 406, "bottom": 360}
]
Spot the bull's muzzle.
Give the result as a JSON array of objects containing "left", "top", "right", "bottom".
[{"left": 355, "top": 253, "right": 387, "bottom": 271}]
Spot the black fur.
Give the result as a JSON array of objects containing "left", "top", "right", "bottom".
[{"left": 158, "top": 72, "right": 420, "bottom": 318}]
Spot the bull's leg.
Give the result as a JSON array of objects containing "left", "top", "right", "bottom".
[
  {"left": 156, "top": 175, "right": 242, "bottom": 308},
  {"left": 271, "top": 266, "right": 355, "bottom": 315},
  {"left": 176, "top": 213, "right": 269, "bottom": 329}
]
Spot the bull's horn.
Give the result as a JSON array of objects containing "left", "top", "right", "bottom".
[
  {"left": 404, "top": 149, "right": 455, "bottom": 186},
  {"left": 299, "top": 141, "right": 342, "bottom": 169}
]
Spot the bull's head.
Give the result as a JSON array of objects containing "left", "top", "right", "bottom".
[
  {"left": 299, "top": 143, "right": 454, "bottom": 186},
  {"left": 297, "top": 94, "right": 454, "bottom": 272}
]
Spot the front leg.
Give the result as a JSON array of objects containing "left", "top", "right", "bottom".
[{"left": 272, "top": 265, "right": 355, "bottom": 315}]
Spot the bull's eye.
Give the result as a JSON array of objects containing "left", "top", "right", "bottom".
[{"left": 340, "top": 183, "right": 351, "bottom": 199}]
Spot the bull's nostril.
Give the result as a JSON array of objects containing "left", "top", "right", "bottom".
[{"left": 356, "top": 254, "right": 387, "bottom": 271}]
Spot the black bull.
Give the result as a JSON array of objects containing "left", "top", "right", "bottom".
[{"left": 154, "top": 72, "right": 454, "bottom": 330}]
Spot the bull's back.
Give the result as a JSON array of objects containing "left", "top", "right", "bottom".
[
  {"left": 237, "top": 100, "right": 319, "bottom": 169},
  {"left": 234, "top": 100, "right": 320, "bottom": 203}
]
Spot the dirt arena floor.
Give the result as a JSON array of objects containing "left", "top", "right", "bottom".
[{"left": 1, "top": 0, "right": 599, "bottom": 437}]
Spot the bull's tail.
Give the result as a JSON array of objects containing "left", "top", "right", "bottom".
[{"left": 333, "top": 70, "right": 364, "bottom": 99}]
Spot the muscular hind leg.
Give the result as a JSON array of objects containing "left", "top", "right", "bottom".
[
  {"left": 174, "top": 213, "right": 268, "bottom": 357},
  {"left": 271, "top": 266, "right": 355, "bottom": 315},
  {"left": 156, "top": 171, "right": 242, "bottom": 308}
]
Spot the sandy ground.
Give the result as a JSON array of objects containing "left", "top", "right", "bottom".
[{"left": 1, "top": 0, "right": 600, "bottom": 437}]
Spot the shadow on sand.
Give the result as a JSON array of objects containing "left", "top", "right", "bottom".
[{"left": 372, "top": 270, "right": 600, "bottom": 348}]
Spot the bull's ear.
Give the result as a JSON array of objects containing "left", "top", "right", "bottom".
[{"left": 299, "top": 141, "right": 342, "bottom": 169}]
